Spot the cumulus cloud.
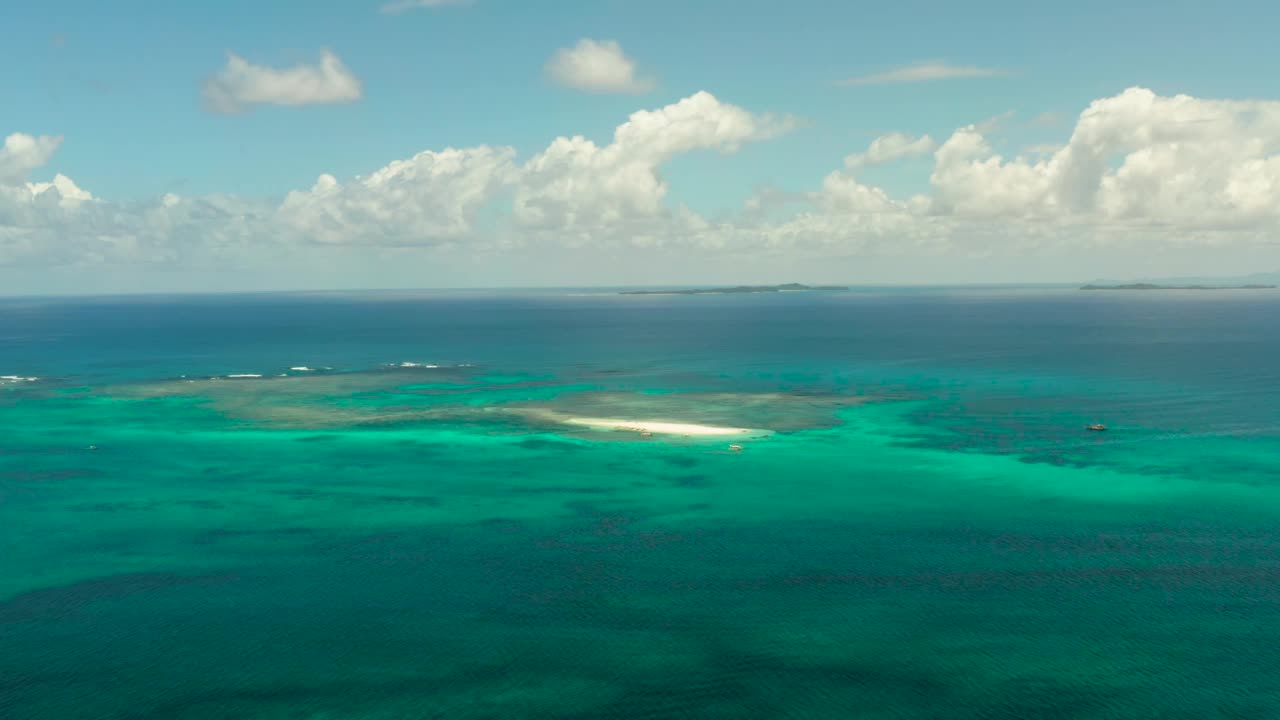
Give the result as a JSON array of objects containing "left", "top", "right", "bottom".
[
  {"left": 545, "top": 39, "right": 654, "bottom": 94},
  {"left": 929, "top": 87, "right": 1280, "bottom": 228},
  {"left": 0, "top": 187, "right": 266, "bottom": 269},
  {"left": 0, "top": 131, "right": 280, "bottom": 269},
  {"left": 840, "top": 62, "right": 1011, "bottom": 86},
  {"left": 844, "top": 132, "right": 937, "bottom": 170},
  {"left": 515, "top": 91, "right": 793, "bottom": 233},
  {"left": 278, "top": 147, "right": 518, "bottom": 245},
  {"left": 380, "top": 0, "right": 470, "bottom": 14},
  {"left": 24, "top": 174, "right": 94, "bottom": 208},
  {"left": 0, "top": 91, "right": 788, "bottom": 266},
  {"left": 6, "top": 87, "right": 1280, "bottom": 282},
  {"left": 202, "top": 50, "right": 363, "bottom": 113},
  {"left": 0, "top": 136, "right": 99, "bottom": 266},
  {"left": 0, "top": 133, "right": 64, "bottom": 184}
]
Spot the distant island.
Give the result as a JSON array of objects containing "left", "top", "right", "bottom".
[
  {"left": 621, "top": 283, "right": 849, "bottom": 296},
  {"left": 1081, "top": 283, "right": 1276, "bottom": 291}
]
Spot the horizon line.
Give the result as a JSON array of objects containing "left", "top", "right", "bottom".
[{"left": 0, "top": 281, "right": 1115, "bottom": 301}]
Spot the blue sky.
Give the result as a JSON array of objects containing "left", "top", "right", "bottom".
[{"left": 3, "top": 0, "right": 1280, "bottom": 292}]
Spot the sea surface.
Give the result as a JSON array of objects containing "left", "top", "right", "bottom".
[{"left": 2, "top": 287, "right": 1279, "bottom": 719}]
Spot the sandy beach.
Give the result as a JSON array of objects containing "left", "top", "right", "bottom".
[{"left": 564, "top": 417, "right": 760, "bottom": 436}]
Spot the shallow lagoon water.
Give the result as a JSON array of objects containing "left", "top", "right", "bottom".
[{"left": 2, "top": 289, "right": 1279, "bottom": 719}]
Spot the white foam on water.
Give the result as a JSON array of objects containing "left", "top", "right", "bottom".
[{"left": 0, "top": 375, "right": 38, "bottom": 384}]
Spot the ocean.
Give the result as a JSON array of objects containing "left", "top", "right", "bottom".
[{"left": 3, "top": 287, "right": 1279, "bottom": 719}]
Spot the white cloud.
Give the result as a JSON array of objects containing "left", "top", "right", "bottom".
[
  {"left": 515, "top": 91, "right": 793, "bottom": 234},
  {"left": 202, "top": 50, "right": 363, "bottom": 113},
  {"left": 545, "top": 39, "right": 654, "bottom": 94},
  {"left": 841, "top": 62, "right": 1011, "bottom": 86},
  {"left": 380, "top": 0, "right": 470, "bottom": 14},
  {"left": 6, "top": 87, "right": 1280, "bottom": 285},
  {"left": 0, "top": 187, "right": 265, "bottom": 269},
  {"left": 1025, "top": 143, "right": 1065, "bottom": 157},
  {"left": 25, "top": 174, "right": 94, "bottom": 208},
  {"left": 817, "top": 172, "right": 904, "bottom": 215},
  {"left": 929, "top": 87, "right": 1280, "bottom": 228},
  {"left": 0, "top": 91, "right": 794, "bottom": 269},
  {"left": 0, "top": 134, "right": 276, "bottom": 269},
  {"left": 0, "top": 135, "right": 98, "bottom": 266},
  {"left": 844, "top": 132, "right": 937, "bottom": 170},
  {"left": 278, "top": 147, "right": 518, "bottom": 245},
  {"left": 0, "top": 133, "right": 64, "bottom": 184}
]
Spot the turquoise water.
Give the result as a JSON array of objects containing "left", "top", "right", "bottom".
[{"left": 3, "top": 289, "right": 1279, "bottom": 718}]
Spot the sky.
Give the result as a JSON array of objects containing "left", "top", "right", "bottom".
[{"left": 3, "top": 0, "right": 1280, "bottom": 294}]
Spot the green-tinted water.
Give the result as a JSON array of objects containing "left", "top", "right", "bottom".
[{"left": 3, "top": 291, "right": 1279, "bottom": 718}]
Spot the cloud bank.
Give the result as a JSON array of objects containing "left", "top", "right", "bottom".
[{"left": 5, "top": 87, "right": 1280, "bottom": 286}]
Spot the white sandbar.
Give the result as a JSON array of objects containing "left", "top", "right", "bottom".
[{"left": 565, "top": 417, "right": 756, "bottom": 436}]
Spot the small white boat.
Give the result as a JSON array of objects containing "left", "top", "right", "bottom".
[
  {"left": 1086, "top": 423, "right": 1107, "bottom": 432},
  {"left": 728, "top": 444, "right": 743, "bottom": 451}
]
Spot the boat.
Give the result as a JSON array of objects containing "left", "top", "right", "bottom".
[
  {"left": 728, "top": 444, "right": 743, "bottom": 451},
  {"left": 1085, "top": 423, "right": 1107, "bottom": 432}
]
